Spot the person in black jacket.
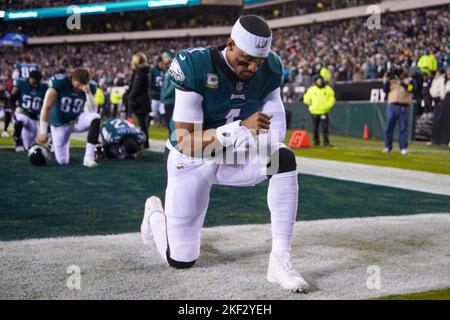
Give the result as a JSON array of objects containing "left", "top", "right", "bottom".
[{"left": 128, "top": 53, "right": 150, "bottom": 149}]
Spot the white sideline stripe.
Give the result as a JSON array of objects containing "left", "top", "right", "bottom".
[
  {"left": 0, "top": 213, "right": 449, "bottom": 300},
  {"left": 70, "top": 134, "right": 450, "bottom": 196},
  {"left": 296, "top": 157, "right": 450, "bottom": 196}
]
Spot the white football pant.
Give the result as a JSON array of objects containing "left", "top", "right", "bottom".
[
  {"left": 15, "top": 112, "right": 38, "bottom": 150},
  {"left": 50, "top": 112, "right": 100, "bottom": 165},
  {"left": 157, "top": 143, "right": 298, "bottom": 264},
  {"left": 150, "top": 99, "right": 165, "bottom": 119}
]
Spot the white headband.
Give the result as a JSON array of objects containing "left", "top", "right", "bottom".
[{"left": 230, "top": 18, "right": 272, "bottom": 58}]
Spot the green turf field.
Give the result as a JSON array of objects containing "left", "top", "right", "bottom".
[
  {"left": 1, "top": 147, "right": 449, "bottom": 241},
  {"left": 2, "top": 126, "right": 450, "bottom": 174},
  {"left": 146, "top": 126, "right": 450, "bottom": 174},
  {"left": 375, "top": 288, "right": 450, "bottom": 300}
]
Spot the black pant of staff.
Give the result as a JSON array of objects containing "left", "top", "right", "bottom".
[{"left": 312, "top": 113, "right": 330, "bottom": 146}]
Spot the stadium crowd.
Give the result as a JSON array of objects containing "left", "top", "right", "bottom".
[
  {"left": 1, "top": 0, "right": 380, "bottom": 36},
  {"left": 1, "top": 0, "right": 378, "bottom": 12},
  {"left": 1, "top": 5, "right": 448, "bottom": 87},
  {"left": 274, "top": 5, "right": 449, "bottom": 84}
]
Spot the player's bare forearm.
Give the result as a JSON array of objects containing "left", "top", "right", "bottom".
[
  {"left": 173, "top": 121, "right": 219, "bottom": 157},
  {"left": 40, "top": 88, "right": 57, "bottom": 123},
  {"left": 37, "top": 88, "right": 57, "bottom": 142},
  {"left": 40, "top": 104, "right": 51, "bottom": 123}
]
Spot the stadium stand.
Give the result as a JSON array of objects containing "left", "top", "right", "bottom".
[
  {"left": 0, "top": 1, "right": 382, "bottom": 36},
  {"left": 1, "top": 4, "right": 448, "bottom": 86}
]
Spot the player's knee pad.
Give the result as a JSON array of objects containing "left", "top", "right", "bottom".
[
  {"left": 13, "top": 121, "right": 24, "bottom": 142},
  {"left": 267, "top": 147, "right": 297, "bottom": 177}
]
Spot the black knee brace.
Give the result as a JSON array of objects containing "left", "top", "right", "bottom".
[
  {"left": 87, "top": 118, "right": 100, "bottom": 145},
  {"left": 13, "top": 121, "right": 24, "bottom": 145},
  {"left": 166, "top": 247, "right": 196, "bottom": 269},
  {"left": 267, "top": 148, "right": 297, "bottom": 177}
]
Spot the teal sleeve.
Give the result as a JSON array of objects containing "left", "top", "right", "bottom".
[
  {"left": 89, "top": 81, "right": 97, "bottom": 95},
  {"left": 49, "top": 75, "right": 66, "bottom": 91},
  {"left": 168, "top": 49, "right": 205, "bottom": 95},
  {"left": 268, "top": 51, "right": 284, "bottom": 90}
]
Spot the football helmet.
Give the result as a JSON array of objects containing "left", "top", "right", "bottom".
[{"left": 28, "top": 145, "right": 51, "bottom": 166}]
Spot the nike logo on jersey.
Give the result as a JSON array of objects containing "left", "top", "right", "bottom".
[{"left": 179, "top": 55, "right": 187, "bottom": 61}]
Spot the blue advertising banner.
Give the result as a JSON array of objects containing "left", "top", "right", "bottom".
[
  {"left": 2, "top": 0, "right": 202, "bottom": 21},
  {"left": 0, "top": 33, "right": 28, "bottom": 46}
]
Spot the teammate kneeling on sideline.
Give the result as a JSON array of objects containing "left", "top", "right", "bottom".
[
  {"left": 98, "top": 118, "right": 146, "bottom": 160},
  {"left": 140, "top": 15, "right": 309, "bottom": 293},
  {"left": 9, "top": 70, "right": 48, "bottom": 152},
  {"left": 37, "top": 68, "right": 101, "bottom": 167}
]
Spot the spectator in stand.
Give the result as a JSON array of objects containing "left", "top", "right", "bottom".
[{"left": 0, "top": 5, "right": 448, "bottom": 86}]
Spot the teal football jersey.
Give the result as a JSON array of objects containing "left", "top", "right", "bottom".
[
  {"left": 14, "top": 78, "right": 48, "bottom": 120},
  {"left": 49, "top": 75, "right": 97, "bottom": 127},
  {"left": 168, "top": 45, "right": 283, "bottom": 148},
  {"left": 101, "top": 119, "right": 146, "bottom": 145},
  {"left": 15, "top": 63, "right": 40, "bottom": 79}
]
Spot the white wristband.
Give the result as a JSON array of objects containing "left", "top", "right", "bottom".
[{"left": 39, "top": 121, "right": 49, "bottom": 135}]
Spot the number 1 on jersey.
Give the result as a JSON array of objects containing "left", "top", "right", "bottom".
[{"left": 225, "top": 108, "right": 241, "bottom": 124}]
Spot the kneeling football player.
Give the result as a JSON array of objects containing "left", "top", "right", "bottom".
[
  {"left": 99, "top": 118, "right": 146, "bottom": 160},
  {"left": 141, "top": 15, "right": 309, "bottom": 293},
  {"left": 36, "top": 68, "right": 101, "bottom": 167},
  {"left": 9, "top": 70, "right": 48, "bottom": 152}
]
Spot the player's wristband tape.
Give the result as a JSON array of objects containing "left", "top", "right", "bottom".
[{"left": 39, "top": 121, "right": 48, "bottom": 135}]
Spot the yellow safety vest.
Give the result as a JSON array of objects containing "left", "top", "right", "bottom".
[
  {"left": 95, "top": 88, "right": 105, "bottom": 106},
  {"left": 417, "top": 54, "right": 437, "bottom": 74},
  {"left": 110, "top": 89, "right": 123, "bottom": 105},
  {"left": 303, "top": 85, "right": 336, "bottom": 115},
  {"left": 320, "top": 67, "right": 332, "bottom": 83}
]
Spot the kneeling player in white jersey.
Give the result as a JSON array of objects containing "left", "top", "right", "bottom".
[
  {"left": 141, "top": 15, "right": 309, "bottom": 293},
  {"left": 36, "top": 68, "right": 101, "bottom": 167}
]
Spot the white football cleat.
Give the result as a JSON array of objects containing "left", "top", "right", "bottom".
[
  {"left": 267, "top": 251, "right": 310, "bottom": 293},
  {"left": 141, "top": 196, "right": 164, "bottom": 244},
  {"left": 15, "top": 145, "right": 25, "bottom": 152},
  {"left": 1, "top": 131, "right": 10, "bottom": 138},
  {"left": 83, "top": 153, "right": 98, "bottom": 168}
]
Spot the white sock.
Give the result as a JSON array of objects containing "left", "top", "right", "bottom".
[
  {"left": 85, "top": 143, "right": 96, "bottom": 157},
  {"left": 150, "top": 213, "right": 168, "bottom": 262},
  {"left": 267, "top": 170, "right": 299, "bottom": 253}
]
